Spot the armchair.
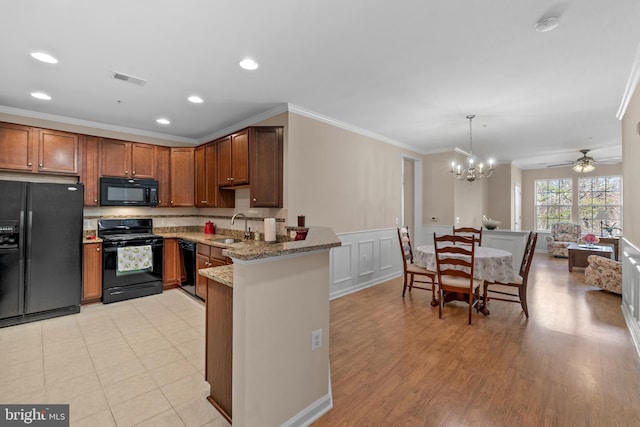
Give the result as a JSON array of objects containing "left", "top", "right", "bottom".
[
  {"left": 585, "top": 255, "right": 622, "bottom": 294},
  {"left": 546, "top": 222, "right": 582, "bottom": 257}
]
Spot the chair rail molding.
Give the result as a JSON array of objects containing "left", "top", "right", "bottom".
[
  {"left": 621, "top": 238, "right": 640, "bottom": 359},
  {"left": 330, "top": 228, "right": 402, "bottom": 299}
]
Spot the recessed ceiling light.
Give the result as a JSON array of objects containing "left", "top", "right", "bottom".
[
  {"left": 30, "top": 52, "right": 58, "bottom": 64},
  {"left": 31, "top": 92, "right": 51, "bottom": 100},
  {"left": 188, "top": 95, "right": 204, "bottom": 104},
  {"left": 535, "top": 16, "right": 560, "bottom": 33},
  {"left": 239, "top": 58, "right": 259, "bottom": 70},
  {"left": 156, "top": 118, "right": 171, "bottom": 125}
]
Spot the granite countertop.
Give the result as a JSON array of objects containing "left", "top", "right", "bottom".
[
  {"left": 83, "top": 237, "right": 103, "bottom": 244},
  {"left": 159, "top": 227, "right": 341, "bottom": 262},
  {"left": 200, "top": 264, "right": 234, "bottom": 288}
]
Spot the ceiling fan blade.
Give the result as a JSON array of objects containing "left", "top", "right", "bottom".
[{"left": 546, "top": 161, "right": 574, "bottom": 168}]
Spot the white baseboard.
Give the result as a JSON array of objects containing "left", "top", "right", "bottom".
[{"left": 281, "top": 366, "right": 333, "bottom": 427}]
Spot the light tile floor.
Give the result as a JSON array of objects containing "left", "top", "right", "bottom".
[{"left": 0, "top": 289, "right": 231, "bottom": 427}]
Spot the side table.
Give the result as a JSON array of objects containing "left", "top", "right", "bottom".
[{"left": 598, "top": 237, "right": 620, "bottom": 261}]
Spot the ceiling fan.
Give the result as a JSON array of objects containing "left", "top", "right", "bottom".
[{"left": 545, "top": 149, "right": 621, "bottom": 172}]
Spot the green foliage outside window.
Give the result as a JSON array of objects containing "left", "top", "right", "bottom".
[{"left": 535, "top": 179, "right": 572, "bottom": 230}]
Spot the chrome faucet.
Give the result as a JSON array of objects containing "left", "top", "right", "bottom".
[{"left": 231, "top": 213, "right": 250, "bottom": 240}]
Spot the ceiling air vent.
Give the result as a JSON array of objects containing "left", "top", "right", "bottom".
[{"left": 111, "top": 71, "right": 148, "bottom": 86}]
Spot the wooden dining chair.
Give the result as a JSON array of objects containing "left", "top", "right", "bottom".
[
  {"left": 453, "top": 226, "right": 482, "bottom": 246},
  {"left": 484, "top": 232, "right": 538, "bottom": 318},
  {"left": 433, "top": 234, "right": 483, "bottom": 324},
  {"left": 397, "top": 227, "right": 438, "bottom": 306}
]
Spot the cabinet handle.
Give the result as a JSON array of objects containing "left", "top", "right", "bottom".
[
  {"left": 200, "top": 200, "right": 207, "bottom": 203},
  {"left": 96, "top": 247, "right": 100, "bottom": 252},
  {"left": 27, "top": 162, "right": 32, "bottom": 166},
  {"left": 39, "top": 164, "right": 43, "bottom": 168},
  {"left": 132, "top": 171, "right": 136, "bottom": 175},
  {"left": 94, "top": 199, "right": 98, "bottom": 203},
  {"left": 125, "top": 170, "right": 128, "bottom": 174},
  {"left": 253, "top": 198, "right": 257, "bottom": 202}
]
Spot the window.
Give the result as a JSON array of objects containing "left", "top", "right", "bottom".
[
  {"left": 578, "top": 176, "right": 623, "bottom": 235},
  {"left": 535, "top": 179, "right": 572, "bottom": 230}
]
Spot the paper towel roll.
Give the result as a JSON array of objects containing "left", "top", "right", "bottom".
[{"left": 264, "top": 218, "right": 276, "bottom": 242}]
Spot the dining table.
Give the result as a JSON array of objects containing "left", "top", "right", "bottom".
[{"left": 414, "top": 244, "right": 517, "bottom": 315}]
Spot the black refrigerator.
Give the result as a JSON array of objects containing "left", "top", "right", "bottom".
[{"left": 0, "top": 180, "right": 84, "bottom": 327}]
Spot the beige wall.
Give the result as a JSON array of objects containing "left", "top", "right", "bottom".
[
  {"left": 285, "top": 112, "right": 422, "bottom": 234},
  {"left": 621, "top": 85, "right": 640, "bottom": 247},
  {"left": 486, "top": 164, "right": 512, "bottom": 227},
  {"left": 521, "top": 163, "right": 623, "bottom": 231},
  {"left": 403, "top": 158, "right": 415, "bottom": 229},
  {"left": 423, "top": 151, "right": 455, "bottom": 226}
]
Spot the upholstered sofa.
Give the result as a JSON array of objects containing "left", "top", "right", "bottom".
[
  {"left": 585, "top": 255, "right": 622, "bottom": 294},
  {"left": 546, "top": 222, "right": 582, "bottom": 257}
]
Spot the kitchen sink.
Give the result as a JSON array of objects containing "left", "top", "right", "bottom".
[{"left": 213, "top": 238, "right": 242, "bottom": 244}]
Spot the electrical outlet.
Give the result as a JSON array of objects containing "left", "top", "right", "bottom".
[{"left": 311, "top": 329, "right": 322, "bottom": 351}]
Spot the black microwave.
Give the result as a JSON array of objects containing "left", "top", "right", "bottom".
[{"left": 100, "top": 177, "right": 159, "bottom": 207}]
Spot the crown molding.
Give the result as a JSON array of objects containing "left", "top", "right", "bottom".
[
  {"left": 0, "top": 105, "right": 198, "bottom": 144},
  {"left": 286, "top": 103, "right": 427, "bottom": 154},
  {"left": 197, "top": 103, "right": 289, "bottom": 143},
  {"left": 617, "top": 41, "right": 640, "bottom": 120}
]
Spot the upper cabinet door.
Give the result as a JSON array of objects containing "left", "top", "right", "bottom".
[
  {"left": 195, "top": 145, "right": 207, "bottom": 207},
  {"left": 170, "top": 147, "right": 195, "bottom": 207},
  {"left": 0, "top": 122, "right": 35, "bottom": 172},
  {"left": 250, "top": 127, "right": 283, "bottom": 208},
  {"left": 217, "top": 136, "right": 232, "bottom": 187},
  {"left": 155, "top": 146, "right": 171, "bottom": 207},
  {"left": 100, "top": 138, "right": 130, "bottom": 178},
  {"left": 80, "top": 135, "right": 99, "bottom": 206},
  {"left": 217, "top": 130, "right": 249, "bottom": 187},
  {"left": 131, "top": 143, "right": 155, "bottom": 179},
  {"left": 38, "top": 129, "right": 79, "bottom": 175},
  {"left": 230, "top": 129, "right": 249, "bottom": 185}
]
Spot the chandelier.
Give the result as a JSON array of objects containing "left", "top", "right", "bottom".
[{"left": 450, "top": 115, "right": 494, "bottom": 182}]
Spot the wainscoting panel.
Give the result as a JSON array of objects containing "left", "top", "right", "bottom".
[
  {"left": 622, "top": 238, "right": 640, "bottom": 359},
  {"left": 330, "top": 228, "right": 403, "bottom": 299}
]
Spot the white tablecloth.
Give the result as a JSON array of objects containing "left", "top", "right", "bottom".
[{"left": 415, "top": 245, "right": 516, "bottom": 283}]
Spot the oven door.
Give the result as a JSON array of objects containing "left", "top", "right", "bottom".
[{"left": 102, "top": 238, "right": 164, "bottom": 303}]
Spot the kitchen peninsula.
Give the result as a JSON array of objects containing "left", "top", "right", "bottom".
[{"left": 199, "top": 227, "right": 341, "bottom": 426}]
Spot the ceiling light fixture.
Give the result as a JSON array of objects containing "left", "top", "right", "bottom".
[
  {"left": 30, "top": 52, "right": 58, "bottom": 64},
  {"left": 535, "top": 16, "right": 560, "bottom": 33},
  {"left": 156, "top": 118, "right": 170, "bottom": 125},
  {"left": 572, "top": 149, "right": 596, "bottom": 173},
  {"left": 31, "top": 92, "right": 52, "bottom": 100},
  {"left": 239, "top": 58, "right": 259, "bottom": 70},
  {"left": 450, "top": 115, "right": 494, "bottom": 183},
  {"left": 188, "top": 95, "right": 204, "bottom": 104}
]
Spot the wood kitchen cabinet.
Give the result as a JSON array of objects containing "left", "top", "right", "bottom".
[
  {"left": 79, "top": 135, "right": 99, "bottom": 206},
  {"left": 100, "top": 138, "right": 156, "bottom": 179},
  {"left": 163, "top": 238, "right": 181, "bottom": 288},
  {"left": 196, "top": 143, "right": 234, "bottom": 208},
  {"left": 82, "top": 242, "right": 102, "bottom": 304},
  {"left": 0, "top": 123, "right": 79, "bottom": 175},
  {"left": 170, "top": 147, "right": 195, "bottom": 207},
  {"left": 217, "top": 129, "right": 249, "bottom": 188},
  {"left": 196, "top": 244, "right": 231, "bottom": 301},
  {"left": 206, "top": 278, "right": 233, "bottom": 423},
  {"left": 37, "top": 129, "right": 80, "bottom": 174},
  {"left": 0, "top": 122, "right": 35, "bottom": 172},
  {"left": 250, "top": 126, "right": 283, "bottom": 208},
  {"left": 155, "top": 146, "right": 171, "bottom": 207}
]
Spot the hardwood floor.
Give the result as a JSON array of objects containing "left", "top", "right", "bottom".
[{"left": 313, "top": 253, "right": 640, "bottom": 426}]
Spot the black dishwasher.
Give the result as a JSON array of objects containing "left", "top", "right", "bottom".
[{"left": 178, "top": 240, "right": 198, "bottom": 298}]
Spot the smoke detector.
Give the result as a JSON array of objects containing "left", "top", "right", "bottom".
[
  {"left": 111, "top": 71, "right": 148, "bottom": 86},
  {"left": 535, "top": 16, "right": 560, "bottom": 33}
]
